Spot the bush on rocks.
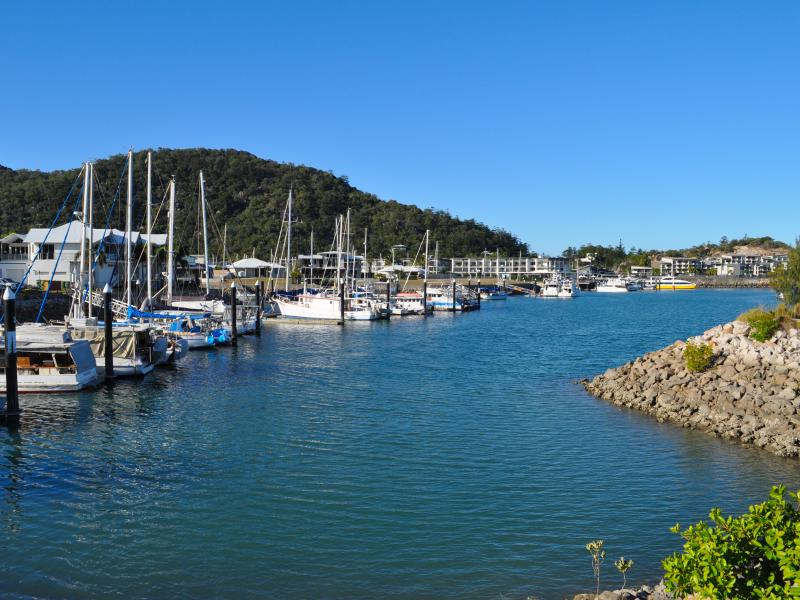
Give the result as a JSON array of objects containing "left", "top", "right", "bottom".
[
  {"left": 683, "top": 341, "right": 713, "bottom": 372},
  {"left": 739, "top": 307, "right": 780, "bottom": 342}
]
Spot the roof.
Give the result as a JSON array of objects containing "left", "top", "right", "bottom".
[
  {"left": 231, "top": 257, "right": 279, "bottom": 269},
  {"left": 22, "top": 221, "right": 167, "bottom": 246},
  {"left": 0, "top": 233, "right": 25, "bottom": 244}
]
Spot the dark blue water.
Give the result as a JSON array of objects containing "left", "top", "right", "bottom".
[{"left": 1, "top": 289, "right": 797, "bottom": 599}]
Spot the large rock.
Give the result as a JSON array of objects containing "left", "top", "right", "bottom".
[{"left": 582, "top": 318, "right": 800, "bottom": 457}]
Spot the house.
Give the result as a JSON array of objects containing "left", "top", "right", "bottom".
[
  {"left": 230, "top": 257, "right": 283, "bottom": 278},
  {"left": 0, "top": 220, "right": 167, "bottom": 290}
]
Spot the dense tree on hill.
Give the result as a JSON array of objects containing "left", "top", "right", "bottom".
[{"left": 0, "top": 148, "right": 528, "bottom": 261}]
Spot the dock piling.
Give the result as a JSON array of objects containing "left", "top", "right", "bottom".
[
  {"left": 103, "top": 284, "right": 114, "bottom": 381},
  {"left": 3, "top": 286, "right": 20, "bottom": 421},
  {"left": 231, "top": 282, "right": 238, "bottom": 345},
  {"left": 452, "top": 280, "right": 456, "bottom": 312},
  {"left": 339, "top": 284, "right": 345, "bottom": 324},
  {"left": 255, "top": 282, "right": 262, "bottom": 336}
]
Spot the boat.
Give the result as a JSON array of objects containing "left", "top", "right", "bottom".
[
  {"left": 656, "top": 277, "right": 697, "bottom": 290},
  {"left": 426, "top": 284, "right": 479, "bottom": 311},
  {"left": 480, "top": 288, "right": 509, "bottom": 300},
  {"left": 596, "top": 278, "right": 632, "bottom": 293},
  {"left": 393, "top": 291, "right": 431, "bottom": 315},
  {"left": 275, "top": 290, "right": 379, "bottom": 321},
  {"left": 0, "top": 325, "right": 100, "bottom": 392},
  {"left": 69, "top": 320, "right": 168, "bottom": 376},
  {"left": 540, "top": 278, "right": 561, "bottom": 297},
  {"left": 557, "top": 278, "right": 580, "bottom": 298}
]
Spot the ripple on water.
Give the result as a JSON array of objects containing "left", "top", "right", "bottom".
[{"left": 0, "top": 289, "right": 797, "bottom": 599}]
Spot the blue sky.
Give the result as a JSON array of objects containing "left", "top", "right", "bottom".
[{"left": 1, "top": 1, "right": 797, "bottom": 255}]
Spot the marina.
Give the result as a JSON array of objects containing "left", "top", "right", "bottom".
[{"left": 0, "top": 289, "right": 796, "bottom": 599}]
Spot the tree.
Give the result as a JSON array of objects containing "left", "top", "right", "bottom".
[
  {"left": 663, "top": 485, "right": 800, "bottom": 599},
  {"left": 770, "top": 238, "right": 800, "bottom": 306}
]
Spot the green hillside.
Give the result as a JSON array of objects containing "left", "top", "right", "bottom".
[{"left": 0, "top": 148, "right": 527, "bottom": 261}]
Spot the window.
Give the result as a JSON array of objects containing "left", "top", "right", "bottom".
[{"left": 39, "top": 244, "right": 54, "bottom": 260}]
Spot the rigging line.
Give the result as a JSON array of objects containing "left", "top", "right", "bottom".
[
  {"left": 401, "top": 236, "right": 425, "bottom": 292},
  {"left": 36, "top": 183, "right": 85, "bottom": 322},
  {"left": 13, "top": 165, "right": 85, "bottom": 294},
  {"left": 83, "top": 159, "right": 129, "bottom": 305}
]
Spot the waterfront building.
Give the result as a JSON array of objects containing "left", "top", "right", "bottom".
[
  {"left": 0, "top": 221, "right": 166, "bottom": 290},
  {"left": 449, "top": 255, "right": 571, "bottom": 278},
  {"left": 659, "top": 256, "right": 700, "bottom": 276},
  {"left": 629, "top": 265, "right": 653, "bottom": 278}
]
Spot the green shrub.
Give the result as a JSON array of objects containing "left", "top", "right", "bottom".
[
  {"left": 739, "top": 307, "right": 780, "bottom": 342},
  {"left": 684, "top": 341, "right": 714, "bottom": 372},
  {"left": 663, "top": 485, "right": 800, "bottom": 599}
]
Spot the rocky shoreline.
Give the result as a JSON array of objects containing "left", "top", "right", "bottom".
[
  {"left": 582, "top": 319, "right": 800, "bottom": 457},
  {"left": 573, "top": 582, "right": 672, "bottom": 599}
]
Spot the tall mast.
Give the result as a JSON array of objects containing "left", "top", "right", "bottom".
[
  {"left": 146, "top": 151, "right": 153, "bottom": 307},
  {"left": 199, "top": 170, "right": 210, "bottom": 295},
  {"left": 167, "top": 177, "right": 176, "bottom": 304},
  {"left": 77, "top": 161, "right": 89, "bottom": 318},
  {"left": 310, "top": 229, "right": 314, "bottom": 286},
  {"left": 363, "top": 227, "right": 368, "bottom": 285},
  {"left": 424, "top": 229, "right": 429, "bottom": 282},
  {"left": 125, "top": 150, "right": 133, "bottom": 307},
  {"left": 496, "top": 247, "right": 500, "bottom": 284},
  {"left": 222, "top": 223, "right": 227, "bottom": 270},
  {"left": 285, "top": 187, "right": 292, "bottom": 292},
  {"left": 336, "top": 216, "right": 342, "bottom": 292},
  {"left": 87, "top": 162, "right": 94, "bottom": 317}
]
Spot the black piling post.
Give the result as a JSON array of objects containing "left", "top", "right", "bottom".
[
  {"left": 231, "top": 282, "right": 238, "bottom": 345},
  {"left": 422, "top": 280, "right": 427, "bottom": 314},
  {"left": 255, "top": 281, "right": 262, "bottom": 336},
  {"left": 3, "top": 286, "right": 20, "bottom": 421},
  {"left": 103, "top": 283, "right": 114, "bottom": 381},
  {"left": 477, "top": 279, "right": 481, "bottom": 309},
  {"left": 452, "top": 279, "right": 456, "bottom": 312},
  {"left": 339, "top": 283, "right": 345, "bottom": 324}
]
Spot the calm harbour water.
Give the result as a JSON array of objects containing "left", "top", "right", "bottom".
[{"left": 1, "top": 288, "right": 797, "bottom": 599}]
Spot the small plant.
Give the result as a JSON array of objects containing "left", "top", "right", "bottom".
[
  {"left": 614, "top": 556, "right": 634, "bottom": 589},
  {"left": 684, "top": 341, "right": 714, "bottom": 372},
  {"left": 739, "top": 307, "right": 780, "bottom": 342},
  {"left": 585, "top": 539, "right": 606, "bottom": 598},
  {"left": 663, "top": 485, "right": 800, "bottom": 599}
]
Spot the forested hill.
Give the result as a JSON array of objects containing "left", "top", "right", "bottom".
[{"left": 0, "top": 148, "right": 527, "bottom": 261}]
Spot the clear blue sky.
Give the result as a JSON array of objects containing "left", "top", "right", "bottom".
[{"left": 1, "top": 1, "right": 797, "bottom": 255}]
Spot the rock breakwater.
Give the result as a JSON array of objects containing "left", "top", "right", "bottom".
[{"left": 582, "top": 320, "right": 800, "bottom": 457}]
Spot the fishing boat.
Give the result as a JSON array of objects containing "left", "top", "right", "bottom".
[
  {"left": 656, "top": 277, "right": 697, "bottom": 290},
  {"left": 0, "top": 325, "right": 100, "bottom": 392},
  {"left": 426, "top": 285, "right": 479, "bottom": 311},
  {"left": 275, "top": 290, "right": 379, "bottom": 321},
  {"left": 596, "top": 278, "right": 632, "bottom": 293},
  {"left": 480, "top": 287, "right": 509, "bottom": 300},
  {"left": 540, "top": 278, "right": 561, "bottom": 297},
  {"left": 557, "top": 278, "right": 580, "bottom": 298}
]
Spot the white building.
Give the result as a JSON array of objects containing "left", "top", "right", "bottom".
[
  {"left": 1, "top": 221, "right": 167, "bottom": 290},
  {"left": 449, "top": 255, "right": 571, "bottom": 278},
  {"left": 659, "top": 256, "right": 700, "bottom": 276}
]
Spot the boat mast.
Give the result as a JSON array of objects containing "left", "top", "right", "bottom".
[
  {"left": 199, "top": 170, "right": 210, "bottom": 295},
  {"left": 125, "top": 150, "right": 133, "bottom": 308},
  {"left": 77, "top": 161, "right": 89, "bottom": 318},
  {"left": 363, "top": 227, "right": 368, "bottom": 286},
  {"left": 87, "top": 162, "right": 94, "bottom": 318},
  {"left": 146, "top": 151, "right": 153, "bottom": 307},
  {"left": 310, "top": 229, "right": 314, "bottom": 287},
  {"left": 496, "top": 247, "right": 500, "bottom": 285},
  {"left": 424, "top": 229, "right": 429, "bottom": 283},
  {"left": 167, "top": 177, "right": 176, "bottom": 304},
  {"left": 285, "top": 187, "right": 292, "bottom": 292},
  {"left": 222, "top": 223, "right": 227, "bottom": 271}
]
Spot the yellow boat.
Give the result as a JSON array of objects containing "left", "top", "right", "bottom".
[{"left": 656, "top": 277, "right": 696, "bottom": 290}]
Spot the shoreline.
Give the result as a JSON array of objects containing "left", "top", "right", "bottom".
[{"left": 582, "top": 318, "right": 800, "bottom": 457}]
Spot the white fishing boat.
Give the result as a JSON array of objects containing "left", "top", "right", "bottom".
[
  {"left": 540, "top": 278, "right": 561, "bottom": 297},
  {"left": 0, "top": 325, "right": 100, "bottom": 392},
  {"left": 426, "top": 285, "right": 479, "bottom": 311},
  {"left": 557, "top": 278, "right": 580, "bottom": 298},
  {"left": 275, "top": 291, "right": 379, "bottom": 321},
  {"left": 596, "top": 278, "right": 631, "bottom": 293}
]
